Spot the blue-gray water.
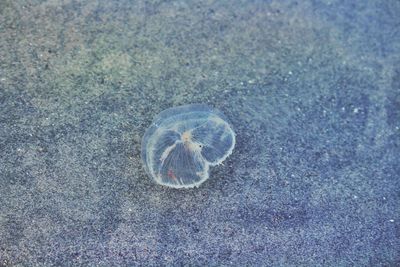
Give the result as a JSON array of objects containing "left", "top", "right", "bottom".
[{"left": 0, "top": 1, "right": 399, "bottom": 266}]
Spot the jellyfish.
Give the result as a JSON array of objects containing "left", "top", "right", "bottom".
[{"left": 141, "top": 104, "right": 236, "bottom": 188}]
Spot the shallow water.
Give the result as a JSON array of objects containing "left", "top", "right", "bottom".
[{"left": 0, "top": 0, "right": 399, "bottom": 266}]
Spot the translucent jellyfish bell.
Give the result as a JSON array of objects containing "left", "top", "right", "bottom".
[{"left": 141, "top": 104, "right": 236, "bottom": 188}]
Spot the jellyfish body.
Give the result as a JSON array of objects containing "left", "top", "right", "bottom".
[{"left": 141, "top": 104, "right": 235, "bottom": 188}]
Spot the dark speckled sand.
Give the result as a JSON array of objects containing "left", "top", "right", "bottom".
[{"left": 0, "top": 1, "right": 399, "bottom": 266}]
